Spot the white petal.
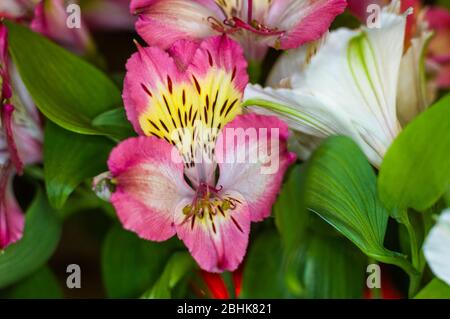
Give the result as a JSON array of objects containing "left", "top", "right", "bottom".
[
  {"left": 397, "top": 31, "right": 433, "bottom": 125},
  {"left": 297, "top": 12, "right": 405, "bottom": 151},
  {"left": 244, "top": 83, "right": 384, "bottom": 165},
  {"left": 245, "top": 9, "right": 408, "bottom": 167},
  {"left": 424, "top": 209, "right": 450, "bottom": 286},
  {"left": 266, "top": 46, "right": 308, "bottom": 88},
  {"left": 266, "top": 35, "right": 328, "bottom": 88}
]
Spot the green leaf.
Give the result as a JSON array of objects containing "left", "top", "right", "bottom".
[
  {"left": 101, "top": 225, "right": 180, "bottom": 298},
  {"left": 248, "top": 60, "right": 263, "bottom": 84},
  {"left": 415, "top": 278, "right": 450, "bottom": 299},
  {"left": 378, "top": 94, "right": 450, "bottom": 215},
  {"left": 57, "top": 187, "right": 115, "bottom": 220},
  {"left": 275, "top": 163, "right": 362, "bottom": 297},
  {"left": 241, "top": 231, "right": 290, "bottom": 298},
  {"left": 0, "top": 266, "right": 62, "bottom": 299},
  {"left": 6, "top": 21, "right": 121, "bottom": 135},
  {"left": 437, "top": 0, "right": 450, "bottom": 10},
  {"left": 293, "top": 234, "right": 365, "bottom": 298},
  {"left": 331, "top": 11, "right": 361, "bottom": 29},
  {"left": 0, "top": 191, "right": 61, "bottom": 288},
  {"left": 44, "top": 121, "right": 114, "bottom": 209},
  {"left": 92, "top": 107, "right": 136, "bottom": 141},
  {"left": 141, "top": 252, "right": 195, "bottom": 299},
  {"left": 301, "top": 136, "right": 416, "bottom": 276},
  {"left": 274, "top": 164, "right": 309, "bottom": 251}
]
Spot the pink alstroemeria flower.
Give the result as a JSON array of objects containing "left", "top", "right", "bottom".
[
  {"left": 31, "top": 0, "right": 94, "bottom": 55},
  {"left": 82, "top": 0, "right": 135, "bottom": 31},
  {"left": 347, "top": 0, "right": 389, "bottom": 22},
  {"left": 0, "top": 24, "right": 42, "bottom": 250},
  {"left": 130, "top": 0, "right": 347, "bottom": 61},
  {"left": 106, "top": 36, "right": 295, "bottom": 272},
  {"left": 0, "top": 0, "right": 36, "bottom": 20},
  {"left": 426, "top": 6, "right": 450, "bottom": 88}
]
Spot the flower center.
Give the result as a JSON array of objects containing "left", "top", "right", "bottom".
[
  {"left": 181, "top": 182, "right": 241, "bottom": 232},
  {"left": 208, "top": 16, "right": 284, "bottom": 36},
  {"left": 208, "top": 0, "right": 285, "bottom": 37}
]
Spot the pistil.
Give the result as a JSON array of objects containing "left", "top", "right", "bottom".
[{"left": 181, "top": 183, "right": 241, "bottom": 231}]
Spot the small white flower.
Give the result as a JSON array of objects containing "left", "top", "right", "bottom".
[{"left": 423, "top": 209, "right": 450, "bottom": 286}]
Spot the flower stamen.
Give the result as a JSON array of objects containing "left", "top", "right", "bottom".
[
  {"left": 181, "top": 184, "right": 241, "bottom": 230},
  {"left": 223, "top": 17, "right": 285, "bottom": 36}
]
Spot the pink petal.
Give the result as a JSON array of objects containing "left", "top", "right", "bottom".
[
  {"left": 122, "top": 42, "right": 189, "bottom": 134},
  {"left": 9, "top": 63, "right": 41, "bottom": 124},
  {"left": 426, "top": 6, "right": 450, "bottom": 30},
  {"left": 8, "top": 65, "right": 43, "bottom": 167},
  {"left": 131, "top": 0, "right": 221, "bottom": 13},
  {"left": 436, "top": 63, "right": 450, "bottom": 88},
  {"left": 0, "top": 0, "right": 35, "bottom": 20},
  {"left": 175, "top": 191, "right": 250, "bottom": 272},
  {"left": 0, "top": 165, "right": 24, "bottom": 250},
  {"left": 188, "top": 35, "right": 248, "bottom": 93},
  {"left": 13, "top": 123, "right": 42, "bottom": 166},
  {"left": 83, "top": 0, "right": 135, "bottom": 31},
  {"left": 31, "top": 0, "right": 92, "bottom": 54},
  {"left": 0, "top": 24, "right": 12, "bottom": 101},
  {"left": 0, "top": 28, "right": 42, "bottom": 170},
  {"left": 347, "top": 0, "right": 387, "bottom": 21},
  {"left": 1, "top": 104, "right": 24, "bottom": 174},
  {"left": 131, "top": 0, "right": 220, "bottom": 50},
  {"left": 268, "top": 0, "right": 347, "bottom": 50},
  {"left": 123, "top": 36, "right": 248, "bottom": 136},
  {"left": 108, "top": 136, "right": 194, "bottom": 241},
  {"left": 215, "top": 114, "right": 296, "bottom": 222},
  {"left": 0, "top": 23, "right": 7, "bottom": 69},
  {"left": 426, "top": 7, "right": 450, "bottom": 63},
  {"left": 167, "top": 40, "right": 200, "bottom": 71}
]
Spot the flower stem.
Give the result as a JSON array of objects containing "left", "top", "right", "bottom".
[
  {"left": 403, "top": 213, "right": 422, "bottom": 297},
  {"left": 373, "top": 252, "right": 418, "bottom": 283},
  {"left": 247, "top": 62, "right": 263, "bottom": 84}
]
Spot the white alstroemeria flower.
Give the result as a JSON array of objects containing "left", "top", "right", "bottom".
[
  {"left": 423, "top": 209, "right": 450, "bottom": 286},
  {"left": 244, "top": 1, "right": 431, "bottom": 167}
]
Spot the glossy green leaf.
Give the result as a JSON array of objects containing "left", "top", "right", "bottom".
[
  {"left": 301, "top": 136, "right": 414, "bottom": 273},
  {"left": 141, "top": 252, "right": 195, "bottom": 299},
  {"left": 274, "top": 163, "right": 359, "bottom": 297},
  {"left": 57, "top": 187, "right": 116, "bottom": 220},
  {"left": 274, "top": 164, "right": 309, "bottom": 251},
  {"left": 241, "top": 231, "right": 290, "bottom": 298},
  {"left": 0, "top": 191, "right": 61, "bottom": 288},
  {"left": 415, "top": 278, "right": 450, "bottom": 299},
  {"left": 0, "top": 266, "right": 62, "bottom": 299},
  {"left": 92, "top": 107, "right": 135, "bottom": 141},
  {"left": 44, "top": 122, "right": 114, "bottom": 209},
  {"left": 378, "top": 94, "right": 450, "bottom": 215},
  {"left": 102, "top": 226, "right": 180, "bottom": 298},
  {"left": 6, "top": 21, "right": 121, "bottom": 134},
  {"left": 290, "top": 233, "right": 366, "bottom": 299}
]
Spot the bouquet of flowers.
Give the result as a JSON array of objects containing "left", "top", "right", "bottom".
[{"left": 0, "top": 0, "right": 449, "bottom": 299}]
